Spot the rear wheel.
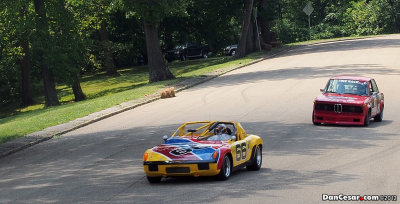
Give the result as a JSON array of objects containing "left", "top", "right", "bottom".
[
  {"left": 364, "top": 110, "right": 371, "bottom": 126},
  {"left": 247, "top": 145, "right": 262, "bottom": 170},
  {"left": 216, "top": 155, "right": 231, "bottom": 180},
  {"left": 147, "top": 176, "right": 161, "bottom": 183},
  {"left": 202, "top": 51, "right": 208, "bottom": 59},
  {"left": 230, "top": 50, "right": 236, "bottom": 56},
  {"left": 374, "top": 105, "right": 384, "bottom": 122}
]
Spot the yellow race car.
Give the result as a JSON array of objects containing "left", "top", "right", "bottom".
[{"left": 143, "top": 121, "right": 263, "bottom": 183}]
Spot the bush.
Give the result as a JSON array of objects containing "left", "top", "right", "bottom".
[
  {"left": 311, "top": 23, "right": 347, "bottom": 40},
  {"left": 272, "top": 19, "right": 309, "bottom": 44}
]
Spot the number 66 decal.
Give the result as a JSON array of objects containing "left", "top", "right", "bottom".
[{"left": 235, "top": 143, "right": 247, "bottom": 161}]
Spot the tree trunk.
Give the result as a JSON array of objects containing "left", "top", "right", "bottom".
[
  {"left": 20, "top": 40, "right": 33, "bottom": 106},
  {"left": 246, "top": 18, "right": 260, "bottom": 54},
  {"left": 143, "top": 20, "right": 175, "bottom": 83},
  {"left": 34, "top": 0, "right": 60, "bottom": 106},
  {"left": 19, "top": 8, "right": 33, "bottom": 106},
  {"left": 99, "top": 20, "right": 118, "bottom": 76},
  {"left": 236, "top": 0, "right": 255, "bottom": 58},
  {"left": 71, "top": 73, "right": 86, "bottom": 101},
  {"left": 41, "top": 63, "right": 59, "bottom": 106}
]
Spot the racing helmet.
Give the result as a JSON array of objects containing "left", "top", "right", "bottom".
[{"left": 214, "top": 124, "right": 227, "bottom": 135}]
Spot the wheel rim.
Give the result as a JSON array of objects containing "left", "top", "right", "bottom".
[
  {"left": 224, "top": 157, "right": 231, "bottom": 177},
  {"left": 232, "top": 50, "right": 236, "bottom": 56},
  {"left": 256, "top": 147, "right": 262, "bottom": 166}
]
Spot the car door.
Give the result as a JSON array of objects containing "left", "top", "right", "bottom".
[
  {"left": 369, "top": 80, "right": 378, "bottom": 116},
  {"left": 231, "top": 131, "right": 251, "bottom": 167},
  {"left": 371, "top": 79, "right": 382, "bottom": 115}
]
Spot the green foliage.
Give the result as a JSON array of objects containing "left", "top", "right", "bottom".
[
  {"left": 272, "top": 19, "right": 309, "bottom": 43},
  {"left": 344, "top": 0, "right": 384, "bottom": 36},
  {"left": 123, "top": 0, "right": 190, "bottom": 26},
  {"left": 311, "top": 23, "right": 347, "bottom": 39},
  {"left": 0, "top": 1, "right": 35, "bottom": 104}
]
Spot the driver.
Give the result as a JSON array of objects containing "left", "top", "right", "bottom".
[{"left": 208, "top": 124, "right": 231, "bottom": 141}]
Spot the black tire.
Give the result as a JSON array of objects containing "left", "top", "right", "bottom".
[
  {"left": 216, "top": 155, "right": 231, "bottom": 180},
  {"left": 247, "top": 145, "right": 262, "bottom": 171},
  {"left": 230, "top": 49, "right": 236, "bottom": 56},
  {"left": 364, "top": 110, "right": 371, "bottom": 127},
  {"left": 312, "top": 111, "right": 321, "bottom": 125},
  {"left": 202, "top": 51, "right": 208, "bottom": 59},
  {"left": 374, "top": 105, "right": 384, "bottom": 122},
  {"left": 147, "top": 176, "right": 161, "bottom": 183}
]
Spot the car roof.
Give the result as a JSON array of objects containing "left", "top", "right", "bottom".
[{"left": 330, "top": 75, "right": 372, "bottom": 82}]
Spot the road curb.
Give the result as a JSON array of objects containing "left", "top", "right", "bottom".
[{"left": 0, "top": 44, "right": 311, "bottom": 159}]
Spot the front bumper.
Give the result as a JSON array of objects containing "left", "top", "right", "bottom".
[
  {"left": 144, "top": 161, "right": 219, "bottom": 177},
  {"left": 313, "top": 111, "right": 365, "bottom": 125}
]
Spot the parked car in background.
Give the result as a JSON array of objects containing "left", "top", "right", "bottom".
[
  {"left": 224, "top": 44, "right": 237, "bottom": 56},
  {"left": 165, "top": 43, "right": 210, "bottom": 62}
]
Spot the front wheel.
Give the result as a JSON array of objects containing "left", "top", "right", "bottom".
[
  {"left": 364, "top": 110, "right": 371, "bottom": 127},
  {"left": 216, "top": 155, "right": 231, "bottom": 180},
  {"left": 374, "top": 105, "right": 384, "bottom": 122},
  {"left": 247, "top": 145, "right": 262, "bottom": 170}
]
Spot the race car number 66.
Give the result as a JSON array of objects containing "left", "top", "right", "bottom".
[{"left": 235, "top": 143, "right": 246, "bottom": 161}]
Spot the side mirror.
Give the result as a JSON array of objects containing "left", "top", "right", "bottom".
[
  {"left": 162, "top": 135, "right": 169, "bottom": 141},
  {"left": 320, "top": 88, "right": 325, "bottom": 92},
  {"left": 230, "top": 136, "right": 237, "bottom": 141}
]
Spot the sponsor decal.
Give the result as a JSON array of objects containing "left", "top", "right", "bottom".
[{"left": 170, "top": 148, "right": 192, "bottom": 156}]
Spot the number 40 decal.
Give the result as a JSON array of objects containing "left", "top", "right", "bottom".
[{"left": 235, "top": 143, "right": 247, "bottom": 161}]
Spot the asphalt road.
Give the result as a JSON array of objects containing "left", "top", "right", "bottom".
[{"left": 1, "top": 35, "right": 400, "bottom": 203}]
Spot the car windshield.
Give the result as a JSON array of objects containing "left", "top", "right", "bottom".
[{"left": 325, "top": 79, "right": 368, "bottom": 96}]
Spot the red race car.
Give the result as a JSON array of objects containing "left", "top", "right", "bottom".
[{"left": 313, "top": 76, "right": 384, "bottom": 126}]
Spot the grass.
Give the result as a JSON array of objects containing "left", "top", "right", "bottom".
[{"left": 0, "top": 52, "right": 264, "bottom": 143}]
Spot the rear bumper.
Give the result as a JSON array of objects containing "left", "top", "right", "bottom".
[{"left": 313, "top": 111, "right": 366, "bottom": 125}]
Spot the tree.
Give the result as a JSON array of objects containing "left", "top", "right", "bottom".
[
  {"left": 0, "top": 1, "right": 35, "bottom": 106},
  {"left": 124, "top": 0, "right": 190, "bottom": 82},
  {"left": 67, "top": 0, "right": 120, "bottom": 76},
  {"left": 236, "top": 0, "right": 255, "bottom": 58},
  {"left": 53, "top": 0, "right": 87, "bottom": 101},
  {"left": 33, "top": 0, "right": 60, "bottom": 106}
]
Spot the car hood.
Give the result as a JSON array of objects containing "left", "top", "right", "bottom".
[
  {"left": 149, "top": 137, "right": 225, "bottom": 161},
  {"left": 315, "top": 93, "right": 367, "bottom": 104}
]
